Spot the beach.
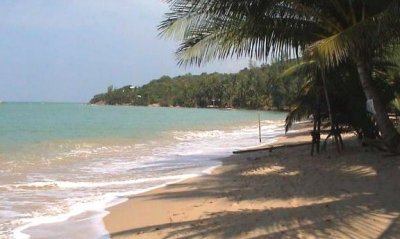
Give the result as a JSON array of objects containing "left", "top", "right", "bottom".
[
  {"left": 2, "top": 104, "right": 399, "bottom": 238},
  {"left": 3, "top": 1, "right": 400, "bottom": 238},
  {"left": 0, "top": 103, "right": 288, "bottom": 238},
  {"left": 104, "top": 127, "right": 400, "bottom": 239}
]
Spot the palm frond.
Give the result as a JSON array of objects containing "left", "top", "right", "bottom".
[
  {"left": 160, "top": 0, "right": 322, "bottom": 65},
  {"left": 161, "top": 0, "right": 400, "bottom": 67},
  {"left": 280, "top": 59, "right": 317, "bottom": 78}
]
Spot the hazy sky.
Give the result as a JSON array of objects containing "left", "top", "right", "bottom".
[{"left": 0, "top": 0, "right": 250, "bottom": 102}]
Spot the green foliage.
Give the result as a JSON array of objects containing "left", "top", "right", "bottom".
[
  {"left": 284, "top": 58, "right": 399, "bottom": 137},
  {"left": 160, "top": 0, "right": 400, "bottom": 68},
  {"left": 160, "top": 0, "right": 400, "bottom": 149},
  {"left": 89, "top": 61, "right": 304, "bottom": 110}
]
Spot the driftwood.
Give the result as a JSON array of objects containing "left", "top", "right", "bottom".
[{"left": 233, "top": 142, "right": 311, "bottom": 154}]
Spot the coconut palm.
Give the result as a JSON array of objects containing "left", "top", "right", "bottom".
[
  {"left": 160, "top": 0, "right": 400, "bottom": 151},
  {"left": 282, "top": 59, "right": 386, "bottom": 140}
]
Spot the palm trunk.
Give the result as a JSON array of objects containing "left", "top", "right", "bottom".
[
  {"left": 321, "top": 72, "right": 333, "bottom": 127},
  {"left": 356, "top": 59, "right": 400, "bottom": 152}
]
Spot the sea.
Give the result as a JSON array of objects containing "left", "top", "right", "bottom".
[{"left": 0, "top": 102, "right": 287, "bottom": 239}]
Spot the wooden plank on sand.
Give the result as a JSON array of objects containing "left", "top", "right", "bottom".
[{"left": 233, "top": 142, "right": 311, "bottom": 154}]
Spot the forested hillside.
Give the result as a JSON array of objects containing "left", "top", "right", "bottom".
[{"left": 90, "top": 61, "right": 304, "bottom": 110}]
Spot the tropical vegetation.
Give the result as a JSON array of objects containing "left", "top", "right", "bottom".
[
  {"left": 90, "top": 61, "right": 305, "bottom": 110},
  {"left": 159, "top": 0, "right": 400, "bottom": 151}
]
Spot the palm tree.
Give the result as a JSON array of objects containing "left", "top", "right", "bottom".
[
  {"left": 282, "top": 59, "right": 387, "bottom": 140},
  {"left": 160, "top": 0, "right": 400, "bottom": 151}
]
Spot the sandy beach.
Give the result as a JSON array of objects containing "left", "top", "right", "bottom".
[{"left": 104, "top": 125, "right": 400, "bottom": 239}]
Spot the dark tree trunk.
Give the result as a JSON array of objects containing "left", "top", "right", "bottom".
[
  {"left": 321, "top": 72, "right": 333, "bottom": 127},
  {"left": 355, "top": 59, "right": 400, "bottom": 152}
]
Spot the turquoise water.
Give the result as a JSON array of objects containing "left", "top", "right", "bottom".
[
  {"left": 0, "top": 103, "right": 287, "bottom": 239},
  {"left": 0, "top": 102, "right": 285, "bottom": 152}
]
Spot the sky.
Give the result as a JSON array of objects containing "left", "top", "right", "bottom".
[{"left": 0, "top": 0, "right": 251, "bottom": 103}]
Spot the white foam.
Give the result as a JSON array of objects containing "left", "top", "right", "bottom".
[
  {"left": 13, "top": 194, "right": 117, "bottom": 239},
  {"left": 202, "top": 164, "right": 221, "bottom": 175},
  {"left": 3, "top": 174, "right": 199, "bottom": 191},
  {"left": 8, "top": 119, "right": 284, "bottom": 239},
  {"left": 173, "top": 130, "right": 224, "bottom": 141},
  {"left": 13, "top": 172, "right": 204, "bottom": 239}
]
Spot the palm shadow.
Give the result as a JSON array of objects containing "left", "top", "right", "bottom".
[{"left": 109, "top": 140, "right": 400, "bottom": 238}]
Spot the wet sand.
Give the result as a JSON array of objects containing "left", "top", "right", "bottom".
[{"left": 104, "top": 125, "right": 400, "bottom": 239}]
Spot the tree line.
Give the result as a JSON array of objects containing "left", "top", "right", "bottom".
[
  {"left": 90, "top": 61, "right": 305, "bottom": 111},
  {"left": 159, "top": 0, "right": 400, "bottom": 151}
]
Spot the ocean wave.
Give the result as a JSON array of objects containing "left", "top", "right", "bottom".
[
  {"left": 173, "top": 130, "right": 225, "bottom": 141},
  {"left": 3, "top": 118, "right": 285, "bottom": 239},
  {"left": 1, "top": 174, "right": 199, "bottom": 191},
  {"left": 11, "top": 168, "right": 216, "bottom": 239}
]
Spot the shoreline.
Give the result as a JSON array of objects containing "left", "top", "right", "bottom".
[
  {"left": 17, "top": 161, "right": 224, "bottom": 239},
  {"left": 102, "top": 122, "right": 314, "bottom": 238},
  {"left": 103, "top": 124, "right": 400, "bottom": 239},
  {"left": 16, "top": 117, "right": 287, "bottom": 239},
  {"left": 89, "top": 103, "right": 290, "bottom": 113},
  {"left": 99, "top": 124, "right": 297, "bottom": 238}
]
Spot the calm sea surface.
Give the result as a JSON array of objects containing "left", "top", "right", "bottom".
[{"left": 0, "top": 103, "right": 286, "bottom": 239}]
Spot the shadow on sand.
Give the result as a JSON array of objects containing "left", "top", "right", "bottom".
[{"left": 108, "top": 140, "right": 400, "bottom": 239}]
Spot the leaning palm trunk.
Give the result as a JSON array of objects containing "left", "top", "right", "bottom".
[
  {"left": 356, "top": 58, "right": 400, "bottom": 151},
  {"left": 160, "top": 0, "right": 400, "bottom": 151}
]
